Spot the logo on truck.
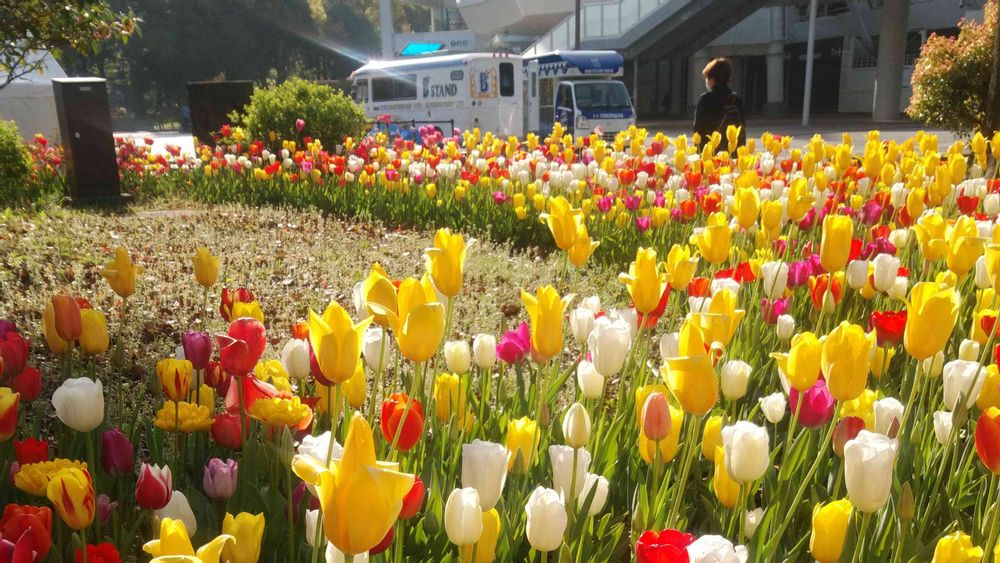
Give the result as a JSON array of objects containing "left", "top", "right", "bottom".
[{"left": 469, "top": 68, "right": 497, "bottom": 99}]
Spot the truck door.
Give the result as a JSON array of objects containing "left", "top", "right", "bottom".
[
  {"left": 525, "top": 60, "right": 539, "bottom": 134},
  {"left": 555, "top": 82, "right": 575, "bottom": 134}
]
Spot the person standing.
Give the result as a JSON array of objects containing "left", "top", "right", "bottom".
[{"left": 693, "top": 57, "right": 746, "bottom": 150}]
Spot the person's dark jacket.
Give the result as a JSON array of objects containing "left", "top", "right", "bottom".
[{"left": 693, "top": 84, "right": 746, "bottom": 150}]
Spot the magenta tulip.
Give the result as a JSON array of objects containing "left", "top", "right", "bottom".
[
  {"left": 789, "top": 377, "right": 835, "bottom": 429},
  {"left": 101, "top": 428, "right": 134, "bottom": 477},
  {"left": 181, "top": 331, "right": 212, "bottom": 370}
]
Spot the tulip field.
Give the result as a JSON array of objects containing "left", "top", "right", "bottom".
[{"left": 3, "top": 124, "right": 1000, "bottom": 563}]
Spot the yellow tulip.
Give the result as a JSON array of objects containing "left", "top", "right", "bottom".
[
  {"left": 434, "top": 373, "right": 467, "bottom": 423},
  {"left": 568, "top": 223, "right": 599, "bottom": 268},
  {"left": 696, "top": 212, "right": 731, "bottom": 265},
  {"left": 231, "top": 300, "right": 264, "bottom": 323},
  {"left": 913, "top": 213, "right": 949, "bottom": 262},
  {"left": 221, "top": 512, "right": 265, "bottom": 563},
  {"left": 100, "top": 246, "right": 144, "bottom": 298},
  {"left": 79, "top": 308, "right": 109, "bottom": 355},
  {"left": 42, "top": 300, "right": 71, "bottom": 355},
  {"left": 839, "top": 389, "right": 876, "bottom": 430},
  {"left": 380, "top": 277, "right": 445, "bottom": 363},
  {"left": 985, "top": 244, "right": 1000, "bottom": 292},
  {"left": 700, "top": 288, "right": 745, "bottom": 347},
  {"left": 664, "top": 319, "right": 718, "bottom": 415},
  {"left": 155, "top": 400, "right": 215, "bottom": 433},
  {"left": 810, "top": 499, "right": 852, "bottom": 563},
  {"left": 638, "top": 403, "right": 683, "bottom": 464},
  {"left": 634, "top": 384, "right": 668, "bottom": 426},
  {"left": 702, "top": 415, "right": 723, "bottom": 460},
  {"left": 904, "top": 282, "right": 961, "bottom": 360},
  {"left": 772, "top": 331, "right": 822, "bottom": 392},
  {"left": 192, "top": 247, "right": 220, "bottom": 289},
  {"left": 760, "top": 200, "right": 784, "bottom": 240},
  {"left": 665, "top": 244, "right": 698, "bottom": 290},
  {"left": 343, "top": 362, "right": 366, "bottom": 409},
  {"left": 292, "top": 413, "right": 414, "bottom": 555},
  {"left": 732, "top": 186, "right": 760, "bottom": 230},
  {"left": 461, "top": 508, "right": 501, "bottom": 563},
  {"left": 977, "top": 364, "right": 1000, "bottom": 411},
  {"left": 870, "top": 346, "right": 896, "bottom": 379},
  {"left": 822, "top": 321, "right": 875, "bottom": 402},
  {"left": 143, "top": 518, "right": 233, "bottom": 563},
  {"left": 14, "top": 459, "right": 87, "bottom": 496},
  {"left": 157, "top": 358, "right": 193, "bottom": 403},
  {"left": 308, "top": 301, "right": 373, "bottom": 384},
  {"left": 521, "top": 286, "right": 572, "bottom": 361},
  {"left": 946, "top": 216, "right": 985, "bottom": 277},
  {"left": 424, "top": 228, "right": 471, "bottom": 298},
  {"left": 787, "top": 177, "right": 815, "bottom": 221},
  {"left": 506, "top": 416, "right": 539, "bottom": 474},
  {"left": 361, "top": 263, "right": 398, "bottom": 327},
  {"left": 541, "top": 196, "right": 583, "bottom": 250},
  {"left": 248, "top": 396, "right": 311, "bottom": 429},
  {"left": 820, "top": 214, "right": 853, "bottom": 273},
  {"left": 932, "top": 531, "right": 984, "bottom": 563},
  {"left": 46, "top": 467, "right": 95, "bottom": 530},
  {"left": 619, "top": 247, "right": 668, "bottom": 314},
  {"left": 712, "top": 446, "right": 740, "bottom": 508}
]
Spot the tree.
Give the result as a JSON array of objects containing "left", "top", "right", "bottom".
[
  {"left": 907, "top": 1, "right": 995, "bottom": 134},
  {"left": 0, "top": 0, "right": 136, "bottom": 89}
]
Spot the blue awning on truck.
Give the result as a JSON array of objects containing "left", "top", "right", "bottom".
[{"left": 528, "top": 51, "right": 624, "bottom": 77}]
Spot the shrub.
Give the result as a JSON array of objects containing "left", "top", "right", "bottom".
[
  {"left": 235, "top": 78, "right": 367, "bottom": 148},
  {"left": 0, "top": 120, "right": 35, "bottom": 203},
  {"left": 907, "top": 1, "right": 995, "bottom": 134}
]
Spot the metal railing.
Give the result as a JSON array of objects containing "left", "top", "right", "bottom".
[{"left": 367, "top": 119, "right": 457, "bottom": 138}]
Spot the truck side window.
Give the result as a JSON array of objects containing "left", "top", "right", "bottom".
[
  {"left": 499, "top": 63, "right": 514, "bottom": 97},
  {"left": 556, "top": 84, "right": 573, "bottom": 109}
]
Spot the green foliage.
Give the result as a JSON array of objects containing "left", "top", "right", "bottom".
[
  {"left": 236, "top": 78, "right": 368, "bottom": 148},
  {"left": 907, "top": 2, "right": 995, "bottom": 134},
  {"left": 0, "top": 120, "right": 34, "bottom": 201}
]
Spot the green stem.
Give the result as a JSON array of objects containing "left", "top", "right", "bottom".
[
  {"left": 665, "top": 416, "right": 701, "bottom": 528},
  {"left": 851, "top": 512, "right": 873, "bottom": 562}
]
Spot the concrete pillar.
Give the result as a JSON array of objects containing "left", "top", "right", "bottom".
[
  {"left": 872, "top": 0, "right": 910, "bottom": 120},
  {"left": 380, "top": 0, "right": 394, "bottom": 59},
  {"left": 670, "top": 58, "right": 685, "bottom": 116},
  {"left": 689, "top": 49, "right": 710, "bottom": 111},
  {"left": 765, "top": 41, "right": 785, "bottom": 115}
]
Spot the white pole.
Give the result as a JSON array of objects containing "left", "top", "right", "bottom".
[
  {"left": 380, "top": 0, "right": 394, "bottom": 59},
  {"left": 633, "top": 58, "right": 639, "bottom": 116},
  {"left": 801, "top": 0, "right": 818, "bottom": 127}
]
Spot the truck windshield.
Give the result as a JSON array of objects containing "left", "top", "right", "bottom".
[{"left": 573, "top": 82, "right": 632, "bottom": 112}]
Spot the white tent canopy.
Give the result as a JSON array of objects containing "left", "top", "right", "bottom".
[{"left": 0, "top": 51, "right": 66, "bottom": 141}]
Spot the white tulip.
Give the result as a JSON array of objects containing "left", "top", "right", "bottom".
[
  {"left": 776, "top": 315, "right": 795, "bottom": 342},
  {"left": 562, "top": 403, "right": 591, "bottom": 449},
  {"left": 923, "top": 351, "right": 945, "bottom": 378},
  {"left": 52, "top": 377, "right": 105, "bottom": 432},
  {"left": 549, "top": 445, "right": 591, "bottom": 501},
  {"left": 472, "top": 334, "right": 497, "bottom": 369},
  {"left": 871, "top": 254, "right": 899, "bottom": 293},
  {"left": 686, "top": 534, "right": 743, "bottom": 563},
  {"left": 578, "top": 473, "right": 609, "bottom": 516},
  {"left": 889, "top": 228, "right": 911, "bottom": 250},
  {"left": 325, "top": 544, "right": 369, "bottom": 563},
  {"left": 760, "top": 262, "right": 788, "bottom": 299},
  {"left": 569, "top": 308, "right": 596, "bottom": 345},
  {"left": 305, "top": 509, "right": 324, "bottom": 547},
  {"left": 280, "top": 339, "right": 311, "bottom": 381},
  {"left": 581, "top": 295, "right": 601, "bottom": 314},
  {"left": 444, "top": 487, "right": 483, "bottom": 546},
  {"left": 985, "top": 193, "right": 1000, "bottom": 217},
  {"left": 298, "top": 432, "right": 343, "bottom": 465},
  {"left": 888, "top": 276, "right": 909, "bottom": 301},
  {"left": 959, "top": 339, "right": 981, "bottom": 362},
  {"left": 846, "top": 260, "right": 870, "bottom": 290},
  {"left": 745, "top": 508, "right": 763, "bottom": 538},
  {"left": 976, "top": 256, "right": 993, "bottom": 290},
  {"left": 710, "top": 278, "right": 741, "bottom": 297},
  {"left": 589, "top": 317, "right": 631, "bottom": 377},
  {"left": 611, "top": 308, "right": 638, "bottom": 340},
  {"left": 721, "top": 360, "right": 751, "bottom": 401},
  {"left": 844, "top": 430, "right": 897, "bottom": 513},
  {"left": 525, "top": 487, "right": 567, "bottom": 553},
  {"left": 758, "top": 393, "right": 786, "bottom": 424},
  {"left": 444, "top": 340, "right": 471, "bottom": 374},
  {"left": 351, "top": 281, "right": 370, "bottom": 320},
  {"left": 873, "top": 397, "right": 904, "bottom": 436},
  {"left": 722, "top": 421, "right": 770, "bottom": 483},
  {"left": 942, "top": 360, "right": 987, "bottom": 410},
  {"left": 461, "top": 440, "right": 509, "bottom": 510},
  {"left": 362, "top": 327, "right": 392, "bottom": 373},
  {"left": 155, "top": 491, "right": 197, "bottom": 536},
  {"left": 660, "top": 332, "right": 679, "bottom": 362},
  {"left": 689, "top": 296, "right": 712, "bottom": 313},
  {"left": 576, "top": 361, "right": 605, "bottom": 400},
  {"left": 933, "top": 411, "right": 954, "bottom": 446}
]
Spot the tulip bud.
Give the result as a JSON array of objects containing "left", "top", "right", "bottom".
[
  {"left": 280, "top": 339, "right": 311, "bottom": 381},
  {"left": 873, "top": 397, "right": 904, "bottom": 436},
  {"left": 933, "top": 411, "right": 954, "bottom": 446},
  {"left": 97, "top": 494, "right": 118, "bottom": 525},
  {"left": 641, "top": 392, "right": 671, "bottom": 442},
  {"left": 776, "top": 315, "right": 795, "bottom": 342},
  {"left": 759, "top": 393, "right": 787, "bottom": 424},
  {"left": 576, "top": 361, "right": 605, "bottom": 400},
  {"left": 721, "top": 421, "right": 770, "bottom": 483},
  {"left": 578, "top": 473, "right": 609, "bottom": 516},
  {"left": 155, "top": 491, "right": 197, "bottom": 536},
  {"left": 844, "top": 430, "right": 897, "bottom": 513},
  {"left": 525, "top": 486, "right": 567, "bottom": 553},
  {"left": 444, "top": 341, "right": 471, "bottom": 374},
  {"left": 832, "top": 416, "right": 865, "bottom": 458},
  {"left": 720, "top": 360, "right": 751, "bottom": 401},
  {"left": 203, "top": 458, "right": 238, "bottom": 500},
  {"left": 959, "top": 339, "right": 981, "bottom": 362},
  {"left": 472, "top": 334, "right": 497, "bottom": 369},
  {"left": 101, "top": 428, "right": 134, "bottom": 477},
  {"left": 898, "top": 482, "right": 915, "bottom": 522},
  {"left": 923, "top": 351, "right": 945, "bottom": 378},
  {"left": 135, "top": 463, "right": 173, "bottom": 510},
  {"left": 444, "top": 488, "right": 483, "bottom": 546},
  {"left": 871, "top": 254, "right": 899, "bottom": 293},
  {"left": 569, "top": 308, "right": 595, "bottom": 345},
  {"left": 461, "top": 440, "right": 508, "bottom": 511},
  {"left": 846, "top": 260, "right": 869, "bottom": 290},
  {"left": 745, "top": 507, "right": 763, "bottom": 538},
  {"left": 562, "top": 403, "right": 591, "bottom": 448}
]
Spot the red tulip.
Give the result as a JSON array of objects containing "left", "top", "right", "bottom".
[
  {"left": 399, "top": 476, "right": 426, "bottom": 519},
  {"left": 75, "top": 542, "right": 121, "bottom": 563},
  {"left": 0, "top": 504, "right": 53, "bottom": 559},
  {"left": 224, "top": 375, "right": 278, "bottom": 415},
  {"left": 635, "top": 529, "right": 695, "bottom": 563},
  {"left": 808, "top": 274, "right": 843, "bottom": 311},
  {"left": 380, "top": 393, "right": 424, "bottom": 452},
  {"left": 219, "top": 287, "right": 255, "bottom": 322},
  {"left": 370, "top": 526, "right": 394, "bottom": 556},
  {"left": 869, "top": 310, "right": 907, "bottom": 346},
  {"left": 135, "top": 463, "right": 172, "bottom": 510},
  {"left": 0, "top": 389, "right": 18, "bottom": 442},
  {"left": 975, "top": 408, "right": 1000, "bottom": 474},
  {"left": 10, "top": 367, "right": 41, "bottom": 403},
  {"left": 0, "top": 328, "right": 29, "bottom": 379},
  {"left": 832, "top": 416, "right": 866, "bottom": 458},
  {"left": 637, "top": 283, "right": 671, "bottom": 330},
  {"left": 204, "top": 360, "right": 230, "bottom": 394},
  {"left": 217, "top": 318, "right": 266, "bottom": 376},
  {"left": 211, "top": 413, "right": 246, "bottom": 450},
  {"left": 13, "top": 438, "right": 49, "bottom": 465}
]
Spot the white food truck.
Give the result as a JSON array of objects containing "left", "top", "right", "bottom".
[{"left": 350, "top": 50, "right": 634, "bottom": 139}]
